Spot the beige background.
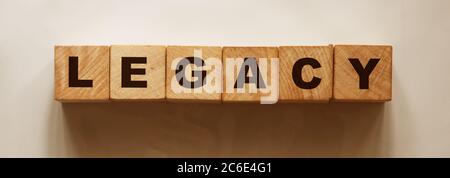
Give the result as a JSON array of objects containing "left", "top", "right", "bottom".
[{"left": 0, "top": 0, "right": 449, "bottom": 157}]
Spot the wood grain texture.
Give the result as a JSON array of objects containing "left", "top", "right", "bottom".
[
  {"left": 110, "top": 45, "right": 166, "bottom": 100},
  {"left": 333, "top": 45, "right": 392, "bottom": 102},
  {"left": 54, "top": 46, "right": 109, "bottom": 102},
  {"left": 279, "top": 46, "right": 333, "bottom": 102},
  {"left": 166, "top": 46, "right": 222, "bottom": 102},
  {"left": 222, "top": 47, "right": 278, "bottom": 103}
]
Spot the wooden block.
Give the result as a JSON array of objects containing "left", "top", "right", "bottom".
[
  {"left": 166, "top": 46, "right": 222, "bottom": 102},
  {"left": 279, "top": 46, "right": 333, "bottom": 102},
  {"left": 110, "top": 45, "right": 166, "bottom": 100},
  {"left": 222, "top": 47, "right": 278, "bottom": 103},
  {"left": 54, "top": 46, "right": 109, "bottom": 102},
  {"left": 333, "top": 45, "right": 392, "bottom": 102}
]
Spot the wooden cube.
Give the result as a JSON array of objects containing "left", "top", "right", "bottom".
[
  {"left": 333, "top": 45, "right": 392, "bottom": 102},
  {"left": 279, "top": 46, "right": 333, "bottom": 102},
  {"left": 110, "top": 45, "right": 166, "bottom": 100},
  {"left": 222, "top": 47, "right": 278, "bottom": 103},
  {"left": 54, "top": 46, "right": 109, "bottom": 102},
  {"left": 166, "top": 46, "right": 222, "bottom": 102}
]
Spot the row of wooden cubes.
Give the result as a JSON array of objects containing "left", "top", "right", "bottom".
[{"left": 54, "top": 45, "right": 392, "bottom": 103}]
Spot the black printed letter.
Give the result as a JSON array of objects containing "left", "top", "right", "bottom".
[
  {"left": 292, "top": 57, "right": 322, "bottom": 89},
  {"left": 234, "top": 57, "right": 266, "bottom": 89},
  {"left": 175, "top": 56, "right": 206, "bottom": 89},
  {"left": 68, "top": 56, "right": 93, "bottom": 87},
  {"left": 122, "top": 57, "right": 147, "bottom": 88},
  {"left": 348, "top": 58, "right": 380, "bottom": 89}
]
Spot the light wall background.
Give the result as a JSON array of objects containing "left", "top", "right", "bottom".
[{"left": 0, "top": 0, "right": 449, "bottom": 157}]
